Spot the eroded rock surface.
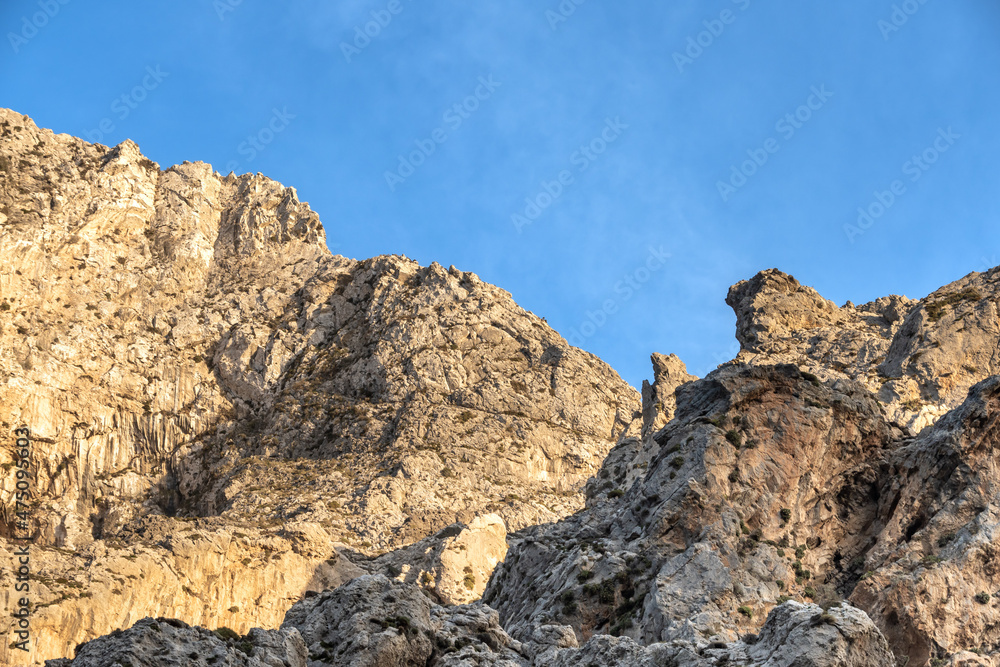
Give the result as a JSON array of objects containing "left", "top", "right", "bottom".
[
  {"left": 485, "top": 364, "right": 898, "bottom": 648},
  {"left": 47, "top": 580, "right": 892, "bottom": 667},
  {"left": 726, "top": 267, "right": 1000, "bottom": 433}
]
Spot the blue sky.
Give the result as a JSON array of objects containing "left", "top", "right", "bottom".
[{"left": 3, "top": 1, "right": 998, "bottom": 388}]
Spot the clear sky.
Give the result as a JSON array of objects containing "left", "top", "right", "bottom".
[{"left": 2, "top": 1, "right": 998, "bottom": 388}]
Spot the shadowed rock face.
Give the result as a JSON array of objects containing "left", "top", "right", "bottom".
[
  {"left": 0, "top": 108, "right": 638, "bottom": 666},
  {"left": 852, "top": 376, "right": 1000, "bottom": 667}
]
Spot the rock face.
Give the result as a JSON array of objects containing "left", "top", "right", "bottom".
[
  {"left": 372, "top": 513, "right": 509, "bottom": 605},
  {"left": 853, "top": 376, "right": 1000, "bottom": 666},
  {"left": 13, "top": 108, "right": 1000, "bottom": 667},
  {"left": 0, "top": 108, "right": 638, "bottom": 665},
  {"left": 484, "top": 364, "right": 899, "bottom": 647},
  {"left": 725, "top": 268, "right": 1000, "bottom": 432},
  {"left": 544, "top": 601, "right": 893, "bottom": 666}
]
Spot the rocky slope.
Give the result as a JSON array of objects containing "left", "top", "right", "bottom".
[
  {"left": 48, "top": 575, "right": 893, "bottom": 667},
  {"left": 0, "top": 108, "right": 639, "bottom": 665}
]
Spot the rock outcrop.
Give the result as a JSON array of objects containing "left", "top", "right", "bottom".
[
  {"left": 45, "top": 618, "right": 308, "bottom": 667},
  {"left": 725, "top": 267, "right": 1000, "bottom": 433},
  {"left": 640, "top": 353, "right": 697, "bottom": 438},
  {"left": 853, "top": 375, "right": 1000, "bottom": 666}
]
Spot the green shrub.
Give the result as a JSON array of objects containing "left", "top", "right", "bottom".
[
  {"left": 737, "top": 605, "right": 753, "bottom": 618},
  {"left": 725, "top": 430, "right": 742, "bottom": 447},
  {"left": 804, "top": 587, "right": 815, "bottom": 599},
  {"left": 925, "top": 288, "right": 981, "bottom": 322},
  {"left": 607, "top": 489, "right": 624, "bottom": 499},
  {"left": 801, "top": 371, "right": 821, "bottom": 387},
  {"left": 214, "top": 627, "right": 240, "bottom": 641},
  {"left": 780, "top": 508, "right": 792, "bottom": 523},
  {"left": 975, "top": 591, "right": 991, "bottom": 605}
]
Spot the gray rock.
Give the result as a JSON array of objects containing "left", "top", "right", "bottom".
[{"left": 44, "top": 617, "right": 307, "bottom": 667}]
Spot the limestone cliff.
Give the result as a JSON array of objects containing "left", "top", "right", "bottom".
[{"left": 0, "top": 108, "right": 639, "bottom": 666}]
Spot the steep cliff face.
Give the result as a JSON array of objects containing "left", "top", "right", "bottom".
[
  {"left": 853, "top": 376, "right": 1000, "bottom": 666},
  {"left": 0, "top": 109, "right": 639, "bottom": 666}
]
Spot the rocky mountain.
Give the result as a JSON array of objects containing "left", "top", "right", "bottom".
[
  {"left": 4, "top": 109, "right": 1000, "bottom": 667},
  {"left": 0, "top": 108, "right": 638, "bottom": 665}
]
